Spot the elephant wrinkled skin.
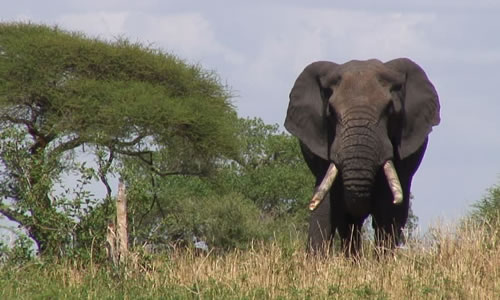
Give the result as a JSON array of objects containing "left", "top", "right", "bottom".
[{"left": 284, "top": 58, "right": 440, "bottom": 256}]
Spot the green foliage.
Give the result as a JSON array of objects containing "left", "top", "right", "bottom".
[
  {"left": 471, "top": 181, "right": 500, "bottom": 229},
  {"left": 70, "top": 200, "right": 114, "bottom": 261},
  {"left": 180, "top": 193, "right": 268, "bottom": 250},
  {"left": 0, "top": 234, "right": 35, "bottom": 265},
  {"left": 0, "top": 127, "right": 74, "bottom": 255},
  {"left": 0, "top": 22, "right": 238, "bottom": 257},
  {"left": 216, "top": 118, "right": 313, "bottom": 217},
  {"left": 0, "top": 22, "right": 310, "bottom": 257},
  {"left": 121, "top": 117, "right": 313, "bottom": 251},
  {"left": 124, "top": 165, "right": 270, "bottom": 251},
  {"left": 0, "top": 22, "right": 237, "bottom": 160}
]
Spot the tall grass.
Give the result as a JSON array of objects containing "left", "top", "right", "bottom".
[{"left": 0, "top": 221, "right": 498, "bottom": 299}]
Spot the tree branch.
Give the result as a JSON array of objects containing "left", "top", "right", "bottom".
[
  {"left": 0, "top": 204, "right": 26, "bottom": 226},
  {"left": 112, "top": 134, "right": 147, "bottom": 147},
  {"left": 1, "top": 114, "right": 58, "bottom": 154},
  {"left": 112, "top": 147, "right": 204, "bottom": 177},
  {"left": 152, "top": 170, "right": 204, "bottom": 177},
  {"left": 98, "top": 148, "right": 114, "bottom": 200},
  {"left": 1, "top": 114, "right": 32, "bottom": 127},
  {"left": 50, "top": 136, "right": 84, "bottom": 155},
  {"left": 112, "top": 148, "right": 152, "bottom": 157}
]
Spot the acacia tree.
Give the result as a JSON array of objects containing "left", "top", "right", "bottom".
[{"left": 0, "top": 23, "right": 238, "bottom": 256}]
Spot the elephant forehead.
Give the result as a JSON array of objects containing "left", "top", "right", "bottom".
[
  {"left": 342, "top": 70, "right": 380, "bottom": 88},
  {"left": 335, "top": 71, "right": 389, "bottom": 100},
  {"left": 337, "top": 60, "right": 403, "bottom": 84},
  {"left": 329, "top": 71, "right": 392, "bottom": 118}
]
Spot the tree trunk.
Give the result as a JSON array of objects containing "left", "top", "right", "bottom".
[
  {"left": 107, "top": 181, "right": 129, "bottom": 264},
  {"left": 116, "top": 181, "right": 129, "bottom": 263}
]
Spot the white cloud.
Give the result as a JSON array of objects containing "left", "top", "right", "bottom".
[
  {"left": 128, "top": 12, "right": 245, "bottom": 65},
  {"left": 55, "top": 11, "right": 245, "bottom": 67},
  {"left": 57, "top": 11, "right": 129, "bottom": 38},
  {"left": 238, "top": 7, "right": 437, "bottom": 118},
  {"left": 270, "top": 9, "right": 431, "bottom": 68}
]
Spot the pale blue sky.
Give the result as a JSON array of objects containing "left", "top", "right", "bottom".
[{"left": 1, "top": 0, "right": 499, "bottom": 231}]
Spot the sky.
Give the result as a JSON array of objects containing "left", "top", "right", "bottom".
[{"left": 1, "top": 0, "right": 499, "bottom": 231}]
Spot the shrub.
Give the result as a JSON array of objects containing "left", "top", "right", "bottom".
[{"left": 470, "top": 181, "right": 500, "bottom": 230}]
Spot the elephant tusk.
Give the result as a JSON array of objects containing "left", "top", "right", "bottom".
[
  {"left": 383, "top": 160, "right": 403, "bottom": 204},
  {"left": 309, "top": 163, "right": 338, "bottom": 211}
]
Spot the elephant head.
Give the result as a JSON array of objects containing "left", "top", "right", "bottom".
[{"left": 285, "top": 58, "right": 440, "bottom": 217}]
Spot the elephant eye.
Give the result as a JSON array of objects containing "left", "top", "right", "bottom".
[
  {"left": 386, "top": 97, "right": 402, "bottom": 117},
  {"left": 390, "top": 83, "right": 403, "bottom": 92},
  {"left": 330, "top": 76, "right": 341, "bottom": 86},
  {"left": 386, "top": 101, "right": 395, "bottom": 115},
  {"left": 321, "top": 87, "right": 333, "bottom": 100}
]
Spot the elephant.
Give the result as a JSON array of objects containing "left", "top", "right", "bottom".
[{"left": 284, "top": 58, "right": 440, "bottom": 256}]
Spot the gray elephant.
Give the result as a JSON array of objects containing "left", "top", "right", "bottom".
[{"left": 284, "top": 58, "right": 440, "bottom": 256}]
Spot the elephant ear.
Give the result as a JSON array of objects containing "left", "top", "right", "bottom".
[
  {"left": 385, "top": 58, "right": 441, "bottom": 160},
  {"left": 284, "top": 61, "right": 338, "bottom": 160}
]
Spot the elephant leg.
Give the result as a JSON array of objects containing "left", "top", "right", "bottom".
[
  {"left": 371, "top": 175, "right": 407, "bottom": 253},
  {"left": 337, "top": 217, "right": 364, "bottom": 258},
  {"left": 308, "top": 192, "right": 334, "bottom": 254},
  {"left": 372, "top": 182, "right": 410, "bottom": 255},
  {"left": 373, "top": 183, "right": 410, "bottom": 252},
  {"left": 373, "top": 140, "right": 428, "bottom": 253},
  {"left": 373, "top": 220, "right": 403, "bottom": 255}
]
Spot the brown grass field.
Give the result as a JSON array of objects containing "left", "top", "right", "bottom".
[{"left": 0, "top": 221, "right": 498, "bottom": 299}]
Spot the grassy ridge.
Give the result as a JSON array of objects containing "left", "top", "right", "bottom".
[{"left": 0, "top": 222, "right": 498, "bottom": 299}]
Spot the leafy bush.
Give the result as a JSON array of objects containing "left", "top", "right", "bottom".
[
  {"left": 124, "top": 170, "right": 271, "bottom": 251},
  {"left": 0, "top": 234, "right": 35, "bottom": 265},
  {"left": 190, "top": 193, "right": 269, "bottom": 250},
  {"left": 471, "top": 181, "right": 500, "bottom": 229}
]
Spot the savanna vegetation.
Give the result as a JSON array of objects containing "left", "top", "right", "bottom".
[{"left": 0, "top": 23, "right": 498, "bottom": 299}]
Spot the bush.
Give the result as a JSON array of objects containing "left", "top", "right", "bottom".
[
  {"left": 471, "top": 181, "right": 500, "bottom": 229},
  {"left": 0, "top": 234, "right": 35, "bottom": 265},
  {"left": 197, "top": 193, "right": 270, "bottom": 250},
  {"left": 138, "top": 192, "right": 270, "bottom": 251},
  {"left": 125, "top": 172, "right": 271, "bottom": 251}
]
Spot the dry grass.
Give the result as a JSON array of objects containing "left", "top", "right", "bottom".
[{"left": 1, "top": 221, "right": 498, "bottom": 299}]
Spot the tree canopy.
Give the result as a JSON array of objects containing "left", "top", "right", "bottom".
[
  {"left": 0, "top": 23, "right": 239, "bottom": 255},
  {"left": 0, "top": 23, "right": 237, "bottom": 159}
]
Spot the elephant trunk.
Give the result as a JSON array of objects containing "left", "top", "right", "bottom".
[
  {"left": 339, "top": 145, "right": 378, "bottom": 216},
  {"left": 337, "top": 116, "right": 381, "bottom": 216}
]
